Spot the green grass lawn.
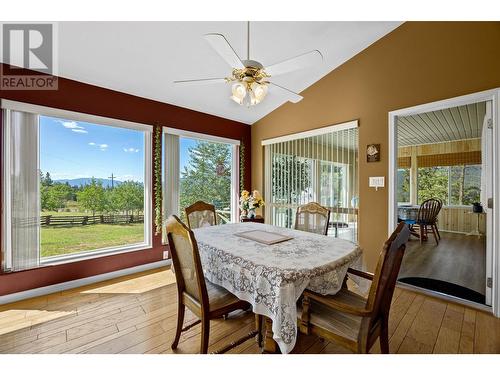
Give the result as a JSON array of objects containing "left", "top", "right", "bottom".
[{"left": 41, "top": 223, "right": 145, "bottom": 258}]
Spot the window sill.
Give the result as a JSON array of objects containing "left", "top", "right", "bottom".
[{"left": 39, "top": 242, "right": 152, "bottom": 267}]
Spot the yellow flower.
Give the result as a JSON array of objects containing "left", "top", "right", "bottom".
[{"left": 241, "top": 190, "right": 250, "bottom": 198}]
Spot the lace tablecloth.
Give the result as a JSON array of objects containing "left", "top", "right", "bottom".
[{"left": 193, "top": 222, "right": 362, "bottom": 354}]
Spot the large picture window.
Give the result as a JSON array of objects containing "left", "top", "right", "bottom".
[
  {"left": 2, "top": 101, "right": 152, "bottom": 272},
  {"left": 163, "top": 128, "right": 239, "bottom": 236},
  {"left": 417, "top": 165, "right": 481, "bottom": 206}
]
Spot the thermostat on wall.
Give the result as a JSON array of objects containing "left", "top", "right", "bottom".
[{"left": 369, "top": 176, "right": 385, "bottom": 191}]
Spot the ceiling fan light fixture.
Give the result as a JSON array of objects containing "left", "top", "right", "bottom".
[
  {"left": 230, "top": 95, "right": 244, "bottom": 105},
  {"left": 231, "top": 82, "right": 246, "bottom": 98},
  {"left": 251, "top": 82, "right": 268, "bottom": 104}
]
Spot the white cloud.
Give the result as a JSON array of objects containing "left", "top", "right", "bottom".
[
  {"left": 123, "top": 147, "right": 140, "bottom": 153},
  {"left": 99, "top": 144, "right": 108, "bottom": 151},
  {"left": 60, "top": 121, "right": 83, "bottom": 129},
  {"left": 60, "top": 120, "right": 88, "bottom": 134},
  {"left": 88, "top": 142, "right": 96, "bottom": 146}
]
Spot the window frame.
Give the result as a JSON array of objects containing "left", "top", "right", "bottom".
[
  {"left": 416, "top": 164, "right": 482, "bottom": 208},
  {"left": 1, "top": 99, "right": 153, "bottom": 268},
  {"left": 162, "top": 127, "right": 240, "bottom": 229},
  {"left": 396, "top": 167, "right": 411, "bottom": 205}
]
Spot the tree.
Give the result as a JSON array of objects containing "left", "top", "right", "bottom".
[
  {"left": 417, "top": 167, "right": 448, "bottom": 203},
  {"left": 179, "top": 141, "right": 232, "bottom": 220},
  {"left": 397, "top": 168, "right": 410, "bottom": 203},
  {"left": 77, "top": 178, "right": 105, "bottom": 216},
  {"left": 111, "top": 181, "right": 144, "bottom": 215},
  {"left": 272, "top": 155, "right": 312, "bottom": 227},
  {"left": 45, "top": 183, "right": 73, "bottom": 211},
  {"left": 43, "top": 172, "right": 53, "bottom": 187}
]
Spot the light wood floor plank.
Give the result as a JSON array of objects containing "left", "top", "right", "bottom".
[
  {"left": 1, "top": 267, "right": 498, "bottom": 354},
  {"left": 433, "top": 304, "right": 464, "bottom": 353}
]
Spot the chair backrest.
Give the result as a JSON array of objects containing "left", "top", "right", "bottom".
[
  {"left": 185, "top": 201, "right": 217, "bottom": 229},
  {"left": 166, "top": 215, "right": 209, "bottom": 308},
  {"left": 294, "top": 202, "right": 331, "bottom": 235},
  {"left": 365, "top": 222, "right": 410, "bottom": 330},
  {"left": 417, "top": 198, "right": 442, "bottom": 224}
]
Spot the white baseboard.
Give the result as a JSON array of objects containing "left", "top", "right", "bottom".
[{"left": 0, "top": 259, "right": 171, "bottom": 305}]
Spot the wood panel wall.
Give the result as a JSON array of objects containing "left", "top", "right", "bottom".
[
  {"left": 437, "top": 207, "right": 486, "bottom": 234},
  {"left": 398, "top": 138, "right": 481, "bottom": 157}
]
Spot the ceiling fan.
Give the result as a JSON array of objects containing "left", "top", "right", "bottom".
[{"left": 174, "top": 22, "right": 323, "bottom": 107}]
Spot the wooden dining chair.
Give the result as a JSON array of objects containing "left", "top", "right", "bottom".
[
  {"left": 298, "top": 221, "right": 410, "bottom": 354},
  {"left": 415, "top": 198, "right": 442, "bottom": 245},
  {"left": 166, "top": 215, "right": 255, "bottom": 354},
  {"left": 294, "top": 202, "right": 331, "bottom": 235},
  {"left": 185, "top": 201, "right": 217, "bottom": 229}
]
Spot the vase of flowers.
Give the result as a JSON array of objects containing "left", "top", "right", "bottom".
[{"left": 239, "top": 190, "right": 265, "bottom": 220}]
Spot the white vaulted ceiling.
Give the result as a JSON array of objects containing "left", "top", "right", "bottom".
[{"left": 2, "top": 21, "right": 402, "bottom": 124}]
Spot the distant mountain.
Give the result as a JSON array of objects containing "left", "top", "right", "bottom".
[{"left": 55, "top": 178, "right": 123, "bottom": 188}]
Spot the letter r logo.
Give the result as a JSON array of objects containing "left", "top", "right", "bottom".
[{"left": 2, "top": 24, "right": 53, "bottom": 73}]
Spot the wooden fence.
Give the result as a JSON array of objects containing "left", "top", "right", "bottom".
[{"left": 41, "top": 214, "right": 144, "bottom": 227}]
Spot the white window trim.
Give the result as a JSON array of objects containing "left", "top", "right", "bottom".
[
  {"left": 163, "top": 127, "right": 241, "bottom": 146},
  {"left": 163, "top": 127, "right": 240, "bottom": 223},
  {"left": 1, "top": 101, "right": 153, "bottom": 267},
  {"left": 1, "top": 99, "right": 152, "bottom": 132},
  {"left": 261, "top": 120, "right": 358, "bottom": 146}
]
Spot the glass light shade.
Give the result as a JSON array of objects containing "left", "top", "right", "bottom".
[
  {"left": 230, "top": 95, "right": 244, "bottom": 105},
  {"left": 251, "top": 82, "right": 268, "bottom": 103},
  {"left": 231, "top": 82, "right": 247, "bottom": 104}
]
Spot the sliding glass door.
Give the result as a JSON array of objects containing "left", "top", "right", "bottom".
[{"left": 264, "top": 123, "right": 358, "bottom": 242}]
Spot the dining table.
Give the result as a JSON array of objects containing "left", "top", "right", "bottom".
[{"left": 193, "top": 222, "right": 362, "bottom": 354}]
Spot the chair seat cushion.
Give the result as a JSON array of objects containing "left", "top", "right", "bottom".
[
  {"left": 298, "top": 289, "right": 366, "bottom": 342},
  {"left": 206, "top": 280, "right": 242, "bottom": 312}
]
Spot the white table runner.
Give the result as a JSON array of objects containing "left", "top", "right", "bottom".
[{"left": 193, "top": 222, "right": 362, "bottom": 354}]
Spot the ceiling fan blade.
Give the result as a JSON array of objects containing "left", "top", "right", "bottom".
[
  {"left": 173, "top": 78, "right": 227, "bottom": 86},
  {"left": 203, "top": 33, "right": 245, "bottom": 69},
  {"left": 269, "top": 82, "right": 303, "bottom": 103},
  {"left": 265, "top": 50, "right": 323, "bottom": 77}
]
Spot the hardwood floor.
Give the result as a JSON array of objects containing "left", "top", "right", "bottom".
[
  {"left": 399, "top": 232, "right": 486, "bottom": 294},
  {"left": 0, "top": 267, "right": 498, "bottom": 354}
]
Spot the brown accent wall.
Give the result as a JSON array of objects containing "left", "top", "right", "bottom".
[
  {"left": 251, "top": 22, "right": 500, "bottom": 270},
  {"left": 0, "top": 64, "right": 251, "bottom": 296}
]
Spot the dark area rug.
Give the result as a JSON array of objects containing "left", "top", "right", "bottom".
[{"left": 398, "top": 277, "right": 486, "bottom": 304}]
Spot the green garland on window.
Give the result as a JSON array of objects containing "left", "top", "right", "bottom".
[
  {"left": 154, "top": 125, "right": 163, "bottom": 235},
  {"left": 239, "top": 140, "right": 245, "bottom": 192}
]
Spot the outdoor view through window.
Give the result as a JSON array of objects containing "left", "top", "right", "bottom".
[
  {"left": 178, "top": 137, "right": 232, "bottom": 224},
  {"left": 39, "top": 116, "right": 146, "bottom": 259}
]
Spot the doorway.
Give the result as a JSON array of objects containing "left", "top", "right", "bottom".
[{"left": 388, "top": 89, "right": 500, "bottom": 317}]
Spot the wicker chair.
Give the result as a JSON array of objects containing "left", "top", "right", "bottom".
[
  {"left": 166, "top": 215, "right": 254, "bottom": 353},
  {"left": 294, "top": 202, "right": 331, "bottom": 235},
  {"left": 298, "top": 222, "right": 410, "bottom": 353},
  {"left": 185, "top": 201, "right": 217, "bottom": 229}
]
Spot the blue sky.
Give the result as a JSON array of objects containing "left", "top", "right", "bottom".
[
  {"left": 180, "top": 137, "right": 197, "bottom": 172},
  {"left": 40, "top": 116, "right": 145, "bottom": 182}
]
